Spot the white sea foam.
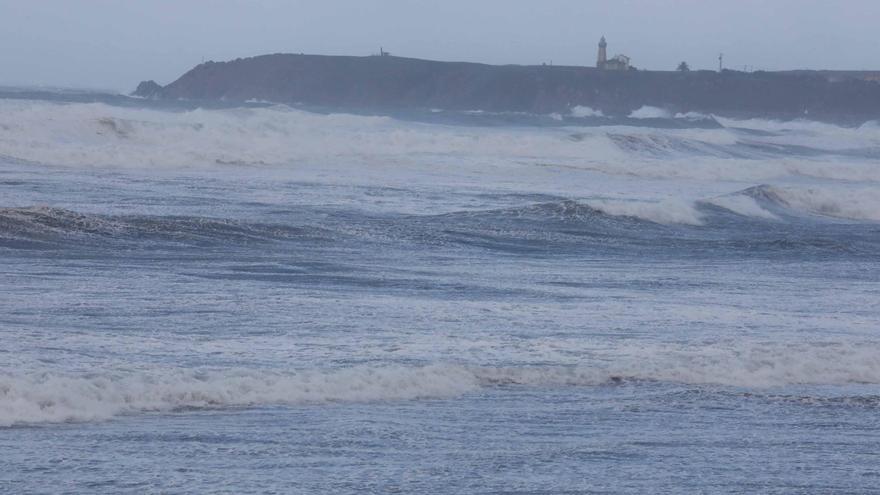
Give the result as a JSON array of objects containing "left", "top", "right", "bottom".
[
  {"left": 716, "top": 116, "right": 880, "bottom": 151},
  {"left": 629, "top": 106, "right": 671, "bottom": 119},
  {"left": 675, "top": 111, "right": 711, "bottom": 120},
  {"left": 1, "top": 99, "right": 880, "bottom": 187},
  {"left": 569, "top": 105, "right": 604, "bottom": 118},
  {"left": 752, "top": 185, "right": 880, "bottom": 221},
  {"left": 859, "top": 120, "right": 880, "bottom": 132},
  {"left": 585, "top": 198, "right": 704, "bottom": 225},
  {"left": 3, "top": 342, "right": 878, "bottom": 426},
  {"left": 0, "top": 365, "right": 481, "bottom": 427},
  {"left": 704, "top": 185, "right": 880, "bottom": 222},
  {"left": 0, "top": 99, "right": 621, "bottom": 170}
]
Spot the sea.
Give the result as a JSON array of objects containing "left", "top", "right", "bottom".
[{"left": 1, "top": 90, "right": 879, "bottom": 494}]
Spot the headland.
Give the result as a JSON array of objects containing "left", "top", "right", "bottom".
[{"left": 134, "top": 53, "right": 880, "bottom": 124}]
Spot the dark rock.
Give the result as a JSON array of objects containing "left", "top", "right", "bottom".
[{"left": 132, "top": 80, "right": 163, "bottom": 99}]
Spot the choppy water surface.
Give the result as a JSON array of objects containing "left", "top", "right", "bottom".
[{"left": 1, "top": 96, "right": 879, "bottom": 494}]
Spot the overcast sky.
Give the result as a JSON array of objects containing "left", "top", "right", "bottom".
[{"left": 1, "top": 0, "right": 878, "bottom": 91}]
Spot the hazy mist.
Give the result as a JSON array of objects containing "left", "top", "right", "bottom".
[{"left": 1, "top": 0, "right": 878, "bottom": 91}]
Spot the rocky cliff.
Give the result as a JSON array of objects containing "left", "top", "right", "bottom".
[{"left": 135, "top": 54, "right": 880, "bottom": 123}]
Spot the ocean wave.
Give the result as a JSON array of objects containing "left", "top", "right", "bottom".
[
  {"left": 0, "top": 366, "right": 481, "bottom": 427},
  {"left": 438, "top": 189, "right": 880, "bottom": 231},
  {"left": 694, "top": 185, "right": 880, "bottom": 223},
  {"left": 451, "top": 199, "right": 703, "bottom": 226},
  {"left": 568, "top": 105, "right": 604, "bottom": 118},
  {"left": 3, "top": 342, "right": 879, "bottom": 426},
  {"left": 0, "top": 206, "right": 328, "bottom": 247},
  {"left": 629, "top": 106, "right": 671, "bottom": 119},
  {"left": 4, "top": 191, "right": 874, "bottom": 256},
  {"left": 742, "top": 185, "right": 880, "bottom": 222},
  {"left": 0, "top": 99, "right": 622, "bottom": 170},
  {"left": 584, "top": 198, "right": 704, "bottom": 225},
  {"left": 2, "top": 99, "right": 880, "bottom": 183},
  {"left": 675, "top": 111, "right": 711, "bottom": 120},
  {"left": 703, "top": 194, "right": 778, "bottom": 220},
  {"left": 606, "top": 132, "right": 749, "bottom": 159}
]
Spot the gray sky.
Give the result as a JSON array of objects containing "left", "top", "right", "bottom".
[{"left": 1, "top": 0, "right": 878, "bottom": 92}]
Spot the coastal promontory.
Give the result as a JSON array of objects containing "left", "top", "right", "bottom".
[{"left": 136, "top": 53, "right": 880, "bottom": 123}]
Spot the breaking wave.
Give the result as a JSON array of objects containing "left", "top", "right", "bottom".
[
  {"left": 444, "top": 199, "right": 701, "bottom": 226},
  {"left": 736, "top": 185, "right": 880, "bottom": 222},
  {"left": 629, "top": 106, "right": 672, "bottom": 119},
  {"left": 2, "top": 99, "right": 880, "bottom": 183},
  {"left": 569, "top": 105, "right": 604, "bottom": 118},
  {"left": 3, "top": 341, "right": 879, "bottom": 426},
  {"left": 704, "top": 194, "right": 778, "bottom": 220},
  {"left": 583, "top": 198, "right": 704, "bottom": 225}
]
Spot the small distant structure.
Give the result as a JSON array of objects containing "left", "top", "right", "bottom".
[
  {"left": 596, "top": 37, "right": 630, "bottom": 70},
  {"left": 605, "top": 54, "right": 631, "bottom": 71},
  {"left": 379, "top": 47, "right": 391, "bottom": 57}
]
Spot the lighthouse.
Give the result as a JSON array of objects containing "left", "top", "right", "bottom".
[
  {"left": 597, "top": 36, "right": 607, "bottom": 68},
  {"left": 596, "top": 37, "right": 631, "bottom": 70}
]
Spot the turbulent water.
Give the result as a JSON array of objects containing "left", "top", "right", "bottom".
[{"left": 1, "top": 95, "right": 879, "bottom": 494}]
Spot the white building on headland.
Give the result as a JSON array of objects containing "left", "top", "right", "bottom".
[{"left": 597, "top": 37, "right": 631, "bottom": 70}]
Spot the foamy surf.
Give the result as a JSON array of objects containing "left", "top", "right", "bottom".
[
  {"left": 584, "top": 198, "right": 705, "bottom": 225},
  {"left": 2, "top": 99, "right": 880, "bottom": 185},
  {"left": 745, "top": 185, "right": 880, "bottom": 221},
  {"left": 2, "top": 87, "right": 880, "bottom": 493},
  {"left": 4, "top": 342, "right": 879, "bottom": 426}
]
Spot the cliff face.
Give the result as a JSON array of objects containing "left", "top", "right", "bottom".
[{"left": 145, "top": 54, "right": 880, "bottom": 122}]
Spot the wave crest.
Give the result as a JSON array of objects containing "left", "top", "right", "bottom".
[
  {"left": 451, "top": 199, "right": 703, "bottom": 226},
  {"left": 4, "top": 341, "right": 880, "bottom": 426},
  {"left": 743, "top": 185, "right": 880, "bottom": 221},
  {"left": 3, "top": 100, "right": 880, "bottom": 183}
]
